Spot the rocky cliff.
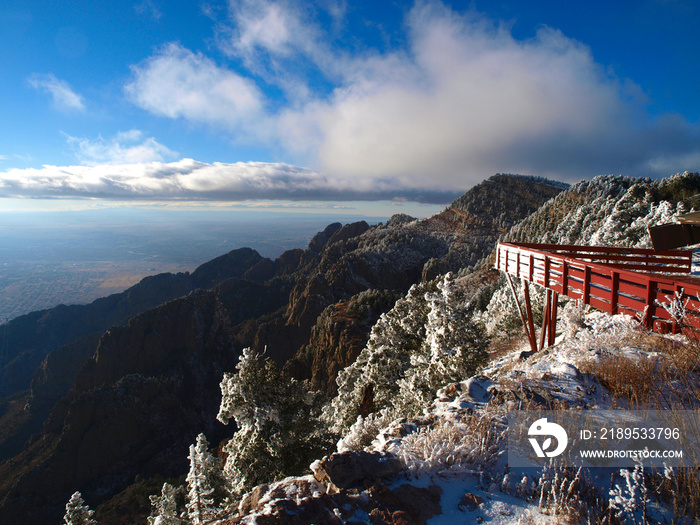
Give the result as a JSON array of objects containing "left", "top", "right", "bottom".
[
  {"left": 0, "top": 247, "right": 265, "bottom": 400},
  {"left": 0, "top": 247, "right": 273, "bottom": 467}
]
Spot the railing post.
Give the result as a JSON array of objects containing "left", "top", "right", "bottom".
[
  {"left": 549, "top": 291, "right": 558, "bottom": 346},
  {"left": 611, "top": 272, "right": 619, "bottom": 315},
  {"left": 583, "top": 265, "right": 590, "bottom": 304},
  {"left": 645, "top": 279, "right": 655, "bottom": 329},
  {"left": 562, "top": 260, "right": 568, "bottom": 295}
]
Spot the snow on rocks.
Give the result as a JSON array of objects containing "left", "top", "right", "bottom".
[{"left": 311, "top": 451, "right": 403, "bottom": 493}]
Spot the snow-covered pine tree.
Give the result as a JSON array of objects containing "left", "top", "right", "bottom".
[
  {"left": 327, "top": 273, "right": 489, "bottom": 447},
  {"left": 185, "top": 433, "right": 221, "bottom": 524},
  {"left": 326, "top": 281, "right": 431, "bottom": 435},
  {"left": 393, "top": 273, "right": 489, "bottom": 415},
  {"left": 217, "top": 348, "right": 331, "bottom": 500},
  {"left": 147, "top": 483, "right": 182, "bottom": 525},
  {"left": 63, "top": 491, "right": 96, "bottom": 525}
]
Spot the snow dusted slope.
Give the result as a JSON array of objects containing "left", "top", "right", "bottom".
[
  {"left": 226, "top": 307, "right": 698, "bottom": 524},
  {"left": 504, "top": 172, "right": 700, "bottom": 248}
]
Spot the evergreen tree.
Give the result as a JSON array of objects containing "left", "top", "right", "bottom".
[
  {"left": 326, "top": 281, "right": 431, "bottom": 434},
  {"left": 394, "top": 273, "right": 489, "bottom": 415},
  {"left": 328, "top": 274, "right": 489, "bottom": 441},
  {"left": 185, "top": 433, "right": 220, "bottom": 524},
  {"left": 63, "top": 491, "right": 96, "bottom": 525},
  {"left": 147, "top": 483, "right": 182, "bottom": 525},
  {"left": 218, "top": 348, "right": 331, "bottom": 500}
]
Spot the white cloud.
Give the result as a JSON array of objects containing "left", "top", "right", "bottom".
[
  {"left": 124, "top": 0, "right": 700, "bottom": 192},
  {"left": 125, "top": 43, "right": 266, "bottom": 132},
  {"left": 134, "top": 0, "right": 162, "bottom": 21},
  {"left": 236, "top": 2, "right": 295, "bottom": 55},
  {"left": 64, "top": 130, "right": 179, "bottom": 165},
  {"left": 217, "top": 0, "right": 337, "bottom": 104},
  {"left": 27, "top": 73, "right": 85, "bottom": 112},
  {"left": 0, "top": 159, "right": 455, "bottom": 202},
  {"left": 283, "top": 1, "right": 700, "bottom": 186}
]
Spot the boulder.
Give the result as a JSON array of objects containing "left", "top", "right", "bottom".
[{"left": 311, "top": 451, "right": 402, "bottom": 492}]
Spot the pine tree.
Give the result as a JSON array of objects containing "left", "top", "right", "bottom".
[
  {"left": 147, "top": 483, "right": 182, "bottom": 525},
  {"left": 218, "top": 348, "right": 331, "bottom": 500},
  {"left": 327, "top": 274, "right": 489, "bottom": 442},
  {"left": 185, "top": 433, "right": 220, "bottom": 524},
  {"left": 63, "top": 491, "right": 96, "bottom": 525},
  {"left": 326, "top": 281, "right": 430, "bottom": 434},
  {"left": 394, "top": 273, "right": 489, "bottom": 415}
]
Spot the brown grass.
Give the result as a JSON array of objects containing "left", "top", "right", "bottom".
[
  {"left": 655, "top": 465, "right": 700, "bottom": 523},
  {"left": 577, "top": 328, "right": 700, "bottom": 410},
  {"left": 578, "top": 353, "right": 658, "bottom": 408}
]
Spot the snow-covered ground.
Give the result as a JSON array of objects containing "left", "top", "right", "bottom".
[{"left": 365, "top": 308, "right": 698, "bottom": 524}]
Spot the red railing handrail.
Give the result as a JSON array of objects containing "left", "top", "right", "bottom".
[
  {"left": 498, "top": 242, "right": 692, "bottom": 271},
  {"left": 503, "top": 242, "right": 691, "bottom": 258},
  {"left": 496, "top": 242, "right": 700, "bottom": 334}
]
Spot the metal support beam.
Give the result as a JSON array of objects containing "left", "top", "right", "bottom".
[
  {"left": 549, "top": 291, "right": 558, "bottom": 347},
  {"left": 539, "top": 289, "right": 551, "bottom": 351},
  {"left": 506, "top": 273, "right": 537, "bottom": 354},
  {"left": 523, "top": 280, "right": 537, "bottom": 352}
]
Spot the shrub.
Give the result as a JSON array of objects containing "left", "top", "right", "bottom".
[{"left": 390, "top": 411, "right": 506, "bottom": 478}]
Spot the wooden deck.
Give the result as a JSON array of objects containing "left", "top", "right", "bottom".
[{"left": 495, "top": 242, "right": 700, "bottom": 352}]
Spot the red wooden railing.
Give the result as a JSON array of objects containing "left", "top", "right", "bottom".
[{"left": 496, "top": 242, "right": 700, "bottom": 335}]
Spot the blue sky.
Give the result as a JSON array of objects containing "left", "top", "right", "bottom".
[{"left": 1, "top": 0, "right": 699, "bottom": 212}]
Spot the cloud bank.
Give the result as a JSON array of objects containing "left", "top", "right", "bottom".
[
  {"left": 0, "top": 159, "right": 457, "bottom": 203},
  {"left": 124, "top": 0, "right": 700, "bottom": 190}
]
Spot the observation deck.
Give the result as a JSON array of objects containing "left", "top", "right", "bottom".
[{"left": 495, "top": 242, "right": 699, "bottom": 353}]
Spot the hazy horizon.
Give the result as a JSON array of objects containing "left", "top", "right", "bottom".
[{"left": 0, "top": 206, "right": 426, "bottom": 323}]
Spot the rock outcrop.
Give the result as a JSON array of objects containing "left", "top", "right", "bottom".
[
  {"left": 284, "top": 289, "right": 401, "bottom": 395},
  {"left": 222, "top": 451, "right": 441, "bottom": 525}
]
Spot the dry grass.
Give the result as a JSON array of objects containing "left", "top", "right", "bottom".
[
  {"left": 578, "top": 353, "right": 659, "bottom": 408},
  {"left": 577, "top": 328, "right": 700, "bottom": 410},
  {"left": 394, "top": 411, "right": 506, "bottom": 477},
  {"left": 575, "top": 328, "right": 700, "bottom": 523},
  {"left": 538, "top": 464, "right": 612, "bottom": 525},
  {"left": 489, "top": 333, "right": 525, "bottom": 359},
  {"left": 655, "top": 465, "right": 700, "bottom": 524}
]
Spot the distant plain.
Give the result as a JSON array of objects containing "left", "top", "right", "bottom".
[{"left": 0, "top": 209, "right": 389, "bottom": 322}]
